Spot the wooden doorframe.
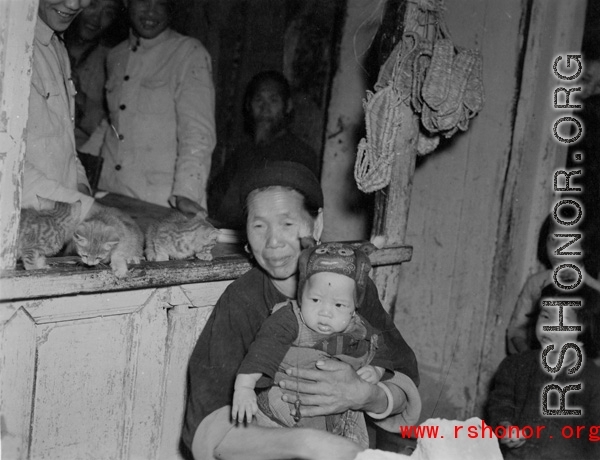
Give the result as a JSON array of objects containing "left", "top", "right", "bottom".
[
  {"left": 474, "top": 0, "right": 587, "bottom": 413},
  {"left": 0, "top": 0, "right": 38, "bottom": 270}
]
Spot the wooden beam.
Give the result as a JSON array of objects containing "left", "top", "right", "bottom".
[
  {"left": 0, "top": 255, "right": 253, "bottom": 302},
  {"left": 0, "top": 245, "right": 411, "bottom": 302}
]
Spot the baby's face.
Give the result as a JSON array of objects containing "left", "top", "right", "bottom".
[
  {"left": 300, "top": 272, "right": 356, "bottom": 335},
  {"left": 536, "top": 305, "right": 580, "bottom": 350}
]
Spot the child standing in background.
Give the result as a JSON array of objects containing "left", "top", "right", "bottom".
[
  {"left": 506, "top": 216, "right": 556, "bottom": 354},
  {"left": 488, "top": 284, "right": 600, "bottom": 460}
]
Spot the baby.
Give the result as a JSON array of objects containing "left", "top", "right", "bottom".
[{"left": 232, "top": 242, "right": 394, "bottom": 447}]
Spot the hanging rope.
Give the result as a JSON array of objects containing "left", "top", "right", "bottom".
[{"left": 354, "top": 0, "right": 485, "bottom": 193}]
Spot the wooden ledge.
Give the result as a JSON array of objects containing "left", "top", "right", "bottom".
[{"left": 0, "top": 244, "right": 412, "bottom": 302}]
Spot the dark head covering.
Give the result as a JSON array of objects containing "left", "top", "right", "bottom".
[
  {"left": 241, "top": 161, "right": 324, "bottom": 211},
  {"left": 297, "top": 242, "right": 372, "bottom": 307}
]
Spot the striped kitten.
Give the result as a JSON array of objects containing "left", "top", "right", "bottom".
[
  {"left": 17, "top": 198, "right": 82, "bottom": 270},
  {"left": 72, "top": 204, "right": 143, "bottom": 278},
  {"left": 145, "top": 211, "right": 220, "bottom": 262}
]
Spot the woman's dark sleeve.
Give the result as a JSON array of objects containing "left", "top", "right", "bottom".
[
  {"left": 182, "top": 283, "right": 268, "bottom": 449},
  {"left": 364, "top": 323, "right": 396, "bottom": 375},
  {"left": 237, "top": 304, "right": 299, "bottom": 382},
  {"left": 359, "top": 278, "right": 420, "bottom": 385}
]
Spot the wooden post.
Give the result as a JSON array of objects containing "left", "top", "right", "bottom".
[
  {"left": 370, "top": 0, "right": 422, "bottom": 309},
  {"left": 0, "top": 0, "right": 38, "bottom": 269},
  {"left": 371, "top": 103, "right": 419, "bottom": 307}
]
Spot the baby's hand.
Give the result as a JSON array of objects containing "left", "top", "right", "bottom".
[
  {"left": 498, "top": 421, "right": 527, "bottom": 448},
  {"left": 357, "top": 365, "right": 385, "bottom": 384},
  {"left": 231, "top": 387, "right": 258, "bottom": 424}
]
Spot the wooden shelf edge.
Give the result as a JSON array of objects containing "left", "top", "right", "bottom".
[{"left": 0, "top": 245, "right": 413, "bottom": 302}]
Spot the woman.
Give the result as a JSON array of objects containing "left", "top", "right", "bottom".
[{"left": 183, "top": 161, "right": 421, "bottom": 460}]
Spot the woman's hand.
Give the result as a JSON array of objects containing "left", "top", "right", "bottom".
[{"left": 278, "top": 359, "right": 386, "bottom": 417}]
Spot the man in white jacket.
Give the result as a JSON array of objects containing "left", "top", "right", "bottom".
[
  {"left": 23, "top": 0, "right": 96, "bottom": 218},
  {"left": 98, "top": 0, "right": 216, "bottom": 215}
]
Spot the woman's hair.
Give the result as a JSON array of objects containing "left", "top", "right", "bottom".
[{"left": 240, "top": 161, "right": 323, "bottom": 216}]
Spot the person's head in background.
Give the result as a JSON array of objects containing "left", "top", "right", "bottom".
[
  {"left": 39, "top": 0, "right": 92, "bottom": 32},
  {"left": 536, "top": 214, "right": 557, "bottom": 271},
  {"left": 535, "top": 283, "right": 600, "bottom": 360},
  {"left": 127, "top": 0, "right": 173, "bottom": 40},
  {"left": 69, "top": 0, "right": 123, "bottom": 44},
  {"left": 579, "top": 56, "right": 600, "bottom": 100},
  {"left": 243, "top": 71, "right": 294, "bottom": 144}
]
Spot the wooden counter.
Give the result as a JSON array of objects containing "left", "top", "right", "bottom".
[{"left": 0, "top": 193, "right": 250, "bottom": 301}]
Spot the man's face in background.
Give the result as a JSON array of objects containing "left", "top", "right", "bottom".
[
  {"left": 128, "top": 0, "right": 171, "bottom": 40},
  {"left": 39, "top": 0, "right": 91, "bottom": 33}
]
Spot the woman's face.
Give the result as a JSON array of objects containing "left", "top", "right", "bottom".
[
  {"left": 246, "top": 187, "right": 318, "bottom": 282},
  {"left": 77, "top": 0, "right": 120, "bottom": 42}
]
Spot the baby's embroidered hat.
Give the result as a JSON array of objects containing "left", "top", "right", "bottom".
[{"left": 298, "top": 242, "right": 372, "bottom": 306}]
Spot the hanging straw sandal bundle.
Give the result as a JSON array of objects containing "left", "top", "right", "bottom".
[{"left": 354, "top": 0, "right": 484, "bottom": 193}]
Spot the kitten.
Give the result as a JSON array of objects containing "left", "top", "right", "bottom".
[
  {"left": 71, "top": 204, "right": 143, "bottom": 278},
  {"left": 145, "top": 211, "right": 220, "bottom": 262},
  {"left": 17, "top": 198, "right": 82, "bottom": 270}
]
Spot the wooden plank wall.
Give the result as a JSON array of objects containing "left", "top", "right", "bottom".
[
  {"left": 320, "top": 0, "right": 386, "bottom": 242},
  {"left": 476, "top": 0, "right": 587, "bottom": 413},
  {"left": 392, "top": 0, "right": 587, "bottom": 423},
  {"left": 0, "top": 281, "right": 230, "bottom": 460}
]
